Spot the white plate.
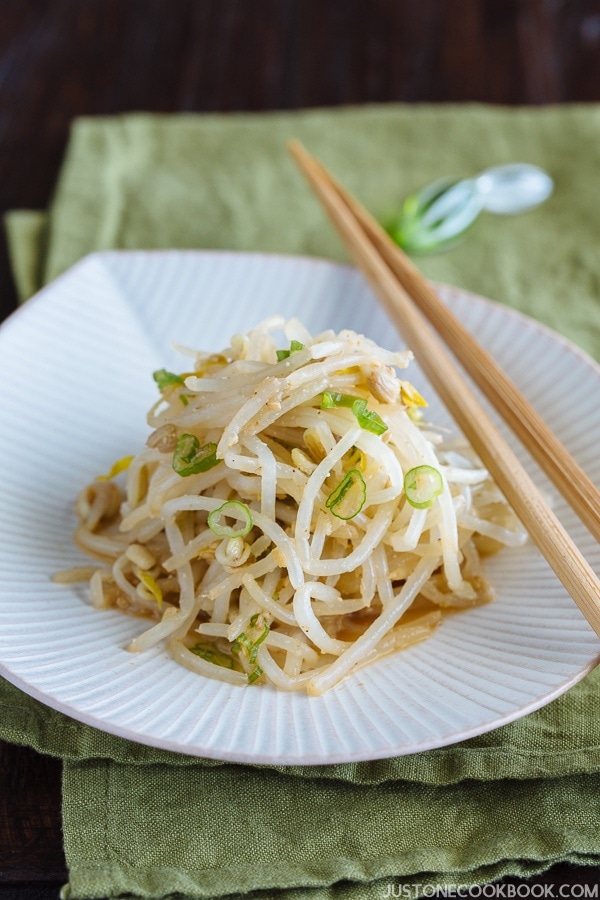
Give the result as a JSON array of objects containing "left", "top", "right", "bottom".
[{"left": 0, "top": 250, "right": 598, "bottom": 764}]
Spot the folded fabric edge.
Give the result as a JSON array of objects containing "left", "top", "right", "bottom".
[
  {"left": 59, "top": 853, "right": 598, "bottom": 900},
  {"left": 4, "top": 210, "right": 48, "bottom": 302}
]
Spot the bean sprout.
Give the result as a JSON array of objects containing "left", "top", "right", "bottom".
[{"left": 65, "top": 318, "right": 526, "bottom": 694}]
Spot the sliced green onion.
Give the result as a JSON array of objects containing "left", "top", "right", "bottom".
[
  {"left": 321, "top": 392, "right": 388, "bottom": 435},
  {"left": 352, "top": 401, "right": 388, "bottom": 435},
  {"left": 321, "top": 391, "right": 355, "bottom": 409},
  {"left": 276, "top": 340, "right": 305, "bottom": 361},
  {"left": 172, "top": 434, "right": 219, "bottom": 477},
  {"left": 404, "top": 464, "right": 444, "bottom": 509},
  {"left": 249, "top": 626, "right": 269, "bottom": 664},
  {"left": 153, "top": 369, "right": 185, "bottom": 390},
  {"left": 231, "top": 632, "right": 253, "bottom": 657},
  {"left": 247, "top": 665, "right": 263, "bottom": 684},
  {"left": 325, "top": 469, "right": 367, "bottom": 520},
  {"left": 232, "top": 619, "right": 269, "bottom": 664},
  {"left": 179, "top": 394, "right": 190, "bottom": 407},
  {"left": 208, "top": 500, "right": 253, "bottom": 537},
  {"left": 189, "top": 642, "right": 235, "bottom": 670}
]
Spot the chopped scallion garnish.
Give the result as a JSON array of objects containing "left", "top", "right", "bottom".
[
  {"left": 247, "top": 665, "right": 264, "bottom": 684},
  {"left": 276, "top": 340, "right": 305, "bottom": 361},
  {"left": 231, "top": 632, "right": 253, "bottom": 657},
  {"left": 229, "top": 618, "right": 270, "bottom": 687},
  {"left": 189, "top": 643, "right": 235, "bottom": 669},
  {"left": 353, "top": 402, "right": 388, "bottom": 435},
  {"left": 404, "top": 464, "right": 444, "bottom": 509},
  {"left": 232, "top": 624, "right": 269, "bottom": 664},
  {"left": 207, "top": 500, "right": 253, "bottom": 538},
  {"left": 153, "top": 369, "right": 185, "bottom": 390},
  {"left": 321, "top": 391, "right": 355, "bottom": 410},
  {"left": 172, "top": 434, "right": 219, "bottom": 477},
  {"left": 321, "top": 392, "right": 388, "bottom": 435},
  {"left": 325, "top": 469, "right": 367, "bottom": 520}
]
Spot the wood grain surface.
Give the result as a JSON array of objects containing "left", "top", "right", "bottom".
[{"left": 1, "top": 1, "right": 599, "bottom": 895}]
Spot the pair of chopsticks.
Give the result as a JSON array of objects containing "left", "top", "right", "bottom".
[{"left": 288, "top": 140, "right": 600, "bottom": 637}]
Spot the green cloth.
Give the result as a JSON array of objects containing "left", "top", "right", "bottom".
[{"left": 3, "top": 104, "right": 600, "bottom": 899}]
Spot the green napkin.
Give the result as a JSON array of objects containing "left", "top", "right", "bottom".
[{"left": 3, "top": 105, "right": 600, "bottom": 899}]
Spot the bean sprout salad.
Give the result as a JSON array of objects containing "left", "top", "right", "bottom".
[{"left": 58, "top": 317, "right": 527, "bottom": 695}]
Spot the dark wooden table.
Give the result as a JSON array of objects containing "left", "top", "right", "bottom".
[{"left": 1, "top": 1, "right": 600, "bottom": 896}]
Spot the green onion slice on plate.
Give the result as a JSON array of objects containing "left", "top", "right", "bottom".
[
  {"left": 403, "top": 464, "right": 444, "bottom": 509},
  {"left": 208, "top": 500, "right": 254, "bottom": 538},
  {"left": 326, "top": 469, "right": 367, "bottom": 520},
  {"left": 172, "top": 434, "right": 219, "bottom": 477}
]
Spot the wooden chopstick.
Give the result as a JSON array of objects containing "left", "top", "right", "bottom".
[
  {"left": 288, "top": 139, "right": 600, "bottom": 637},
  {"left": 297, "top": 152, "right": 600, "bottom": 546}
]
